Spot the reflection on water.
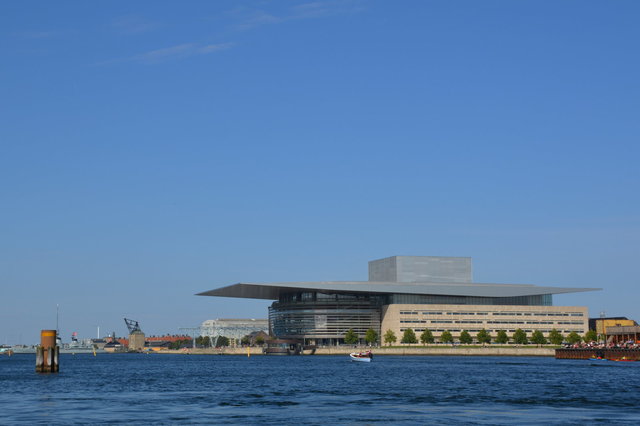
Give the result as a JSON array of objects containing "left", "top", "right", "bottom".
[{"left": 2, "top": 354, "right": 640, "bottom": 424}]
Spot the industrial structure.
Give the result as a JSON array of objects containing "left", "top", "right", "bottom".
[
  {"left": 124, "top": 318, "right": 146, "bottom": 351},
  {"left": 198, "top": 256, "right": 599, "bottom": 345}
]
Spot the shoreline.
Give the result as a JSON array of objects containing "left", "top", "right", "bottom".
[{"left": 155, "top": 346, "right": 556, "bottom": 357}]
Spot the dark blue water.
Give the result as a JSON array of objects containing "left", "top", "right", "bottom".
[{"left": 2, "top": 354, "right": 640, "bottom": 424}]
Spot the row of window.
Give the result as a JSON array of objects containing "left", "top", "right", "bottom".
[
  {"left": 401, "top": 311, "right": 489, "bottom": 316},
  {"left": 488, "top": 320, "right": 583, "bottom": 325},
  {"left": 401, "top": 319, "right": 584, "bottom": 325},
  {"left": 389, "top": 294, "right": 551, "bottom": 306},
  {"left": 400, "top": 311, "right": 584, "bottom": 317},
  {"left": 400, "top": 328, "right": 583, "bottom": 334},
  {"left": 491, "top": 312, "right": 583, "bottom": 317}
]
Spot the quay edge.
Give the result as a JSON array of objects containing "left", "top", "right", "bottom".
[{"left": 155, "top": 347, "right": 556, "bottom": 356}]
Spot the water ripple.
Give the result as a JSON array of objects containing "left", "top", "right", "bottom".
[{"left": 2, "top": 354, "right": 640, "bottom": 424}]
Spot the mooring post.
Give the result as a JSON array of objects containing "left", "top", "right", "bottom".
[{"left": 36, "top": 330, "right": 59, "bottom": 373}]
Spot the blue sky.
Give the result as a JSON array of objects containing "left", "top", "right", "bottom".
[{"left": 1, "top": 1, "right": 639, "bottom": 344}]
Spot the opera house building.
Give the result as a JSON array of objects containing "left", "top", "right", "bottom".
[{"left": 198, "top": 256, "right": 598, "bottom": 345}]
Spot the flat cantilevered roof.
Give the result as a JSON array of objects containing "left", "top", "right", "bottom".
[{"left": 196, "top": 281, "right": 600, "bottom": 300}]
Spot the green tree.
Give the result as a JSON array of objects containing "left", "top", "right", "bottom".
[
  {"left": 459, "top": 330, "right": 473, "bottom": 344},
  {"left": 566, "top": 331, "right": 582, "bottom": 345},
  {"left": 241, "top": 336, "right": 251, "bottom": 346},
  {"left": 584, "top": 330, "right": 598, "bottom": 343},
  {"left": 476, "top": 329, "right": 491, "bottom": 345},
  {"left": 384, "top": 329, "right": 397, "bottom": 346},
  {"left": 530, "top": 330, "right": 547, "bottom": 346},
  {"left": 401, "top": 328, "right": 418, "bottom": 344},
  {"left": 495, "top": 330, "right": 509, "bottom": 344},
  {"left": 169, "top": 339, "right": 191, "bottom": 350},
  {"left": 420, "top": 329, "right": 435, "bottom": 345},
  {"left": 255, "top": 335, "right": 265, "bottom": 345},
  {"left": 365, "top": 328, "right": 379, "bottom": 346},
  {"left": 440, "top": 330, "right": 454, "bottom": 344},
  {"left": 513, "top": 329, "right": 528, "bottom": 345},
  {"left": 548, "top": 329, "right": 564, "bottom": 346},
  {"left": 344, "top": 329, "right": 359, "bottom": 345},
  {"left": 217, "top": 336, "right": 230, "bottom": 347}
]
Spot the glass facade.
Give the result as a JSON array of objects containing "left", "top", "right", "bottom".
[
  {"left": 269, "top": 292, "right": 382, "bottom": 343},
  {"left": 269, "top": 291, "right": 555, "bottom": 341}
]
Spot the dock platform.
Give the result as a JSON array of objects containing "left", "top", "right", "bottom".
[{"left": 555, "top": 348, "right": 640, "bottom": 360}]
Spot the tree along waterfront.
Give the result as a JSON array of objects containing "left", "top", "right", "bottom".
[
  {"left": 401, "top": 328, "right": 418, "bottom": 344},
  {"left": 379, "top": 328, "right": 601, "bottom": 347},
  {"left": 384, "top": 329, "right": 397, "bottom": 346}
]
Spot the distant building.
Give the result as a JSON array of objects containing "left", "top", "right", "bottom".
[
  {"left": 145, "top": 335, "right": 192, "bottom": 343},
  {"left": 589, "top": 317, "right": 638, "bottom": 335},
  {"left": 103, "top": 338, "right": 126, "bottom": 353},
  {"left": 198, "top": 256, "right": 599, "bottom": 345},
  {"left": 200, "top": 318, "right": 269, "bottom": 342},
  {"left": 604, "top": 325, "right": 640, "bottom": 344}
]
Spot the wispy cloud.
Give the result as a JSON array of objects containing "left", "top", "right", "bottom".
[
  {"left": 95, "top": 1, "right": 363, "bottom": 66},
  {"left": 12, "top": 30, "right": 72, "bottom": 39},
  {"left": 137, "top": 42, "right": 233, "bottom": 63},
  {"left": 292, "top": 1, "right": 363, "bottom": 19},
  {"left": 237, "top": 10, "right": 284, "bottom": 30},
  {"left": 96, "top": 42, "right": 234, "bottom": 66},
  {"left": 233, "top": 0, "right": 366, "bottom": 31},
  {"left": 111, "top": 16, "right": 160, "bottom": 35}
]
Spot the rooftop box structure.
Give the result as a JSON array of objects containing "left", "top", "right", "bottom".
[{"left": 369, "top": 256, "right": 472, "bottom": 283}]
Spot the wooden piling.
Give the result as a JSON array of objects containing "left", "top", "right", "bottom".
[{"left": 36, "top": 330, "right": 59, "bottom": 373}]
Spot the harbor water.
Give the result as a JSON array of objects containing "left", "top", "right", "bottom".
[{"left": 2, "top": 354, "right": 640, "bottom": 424}]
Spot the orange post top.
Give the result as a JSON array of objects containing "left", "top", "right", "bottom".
[{"left": 40, "top": 330, "right": 57, "bottom": 348}]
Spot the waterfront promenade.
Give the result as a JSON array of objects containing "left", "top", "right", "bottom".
[
  {"left": 315, "top": 346, "right": 554, "bottom": 356},
  {"left": 159, "top": 346, "right": 555, "bottom": 356}
]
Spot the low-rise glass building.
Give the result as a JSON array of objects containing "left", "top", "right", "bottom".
[
  {"left": 199, "top": 318, "right": 269, "bottom": 343},
  {"left": 198, "top": 256, "right": 599, "bottom": 345}
]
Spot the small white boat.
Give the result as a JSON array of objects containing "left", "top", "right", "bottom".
[{"left": 350, "top": 351, "right": 373, "bottom": 362}]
